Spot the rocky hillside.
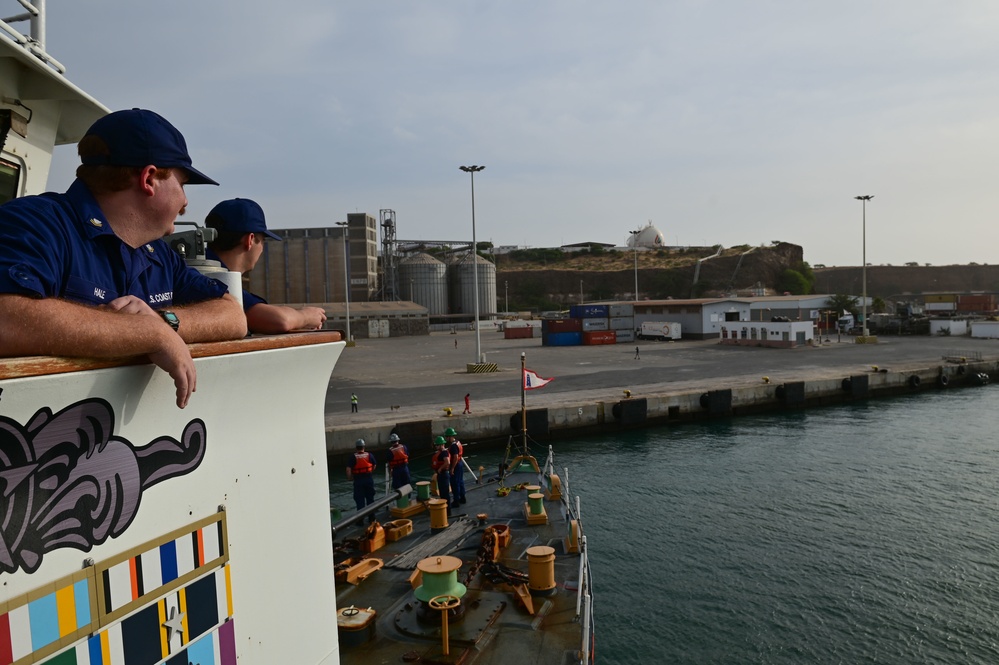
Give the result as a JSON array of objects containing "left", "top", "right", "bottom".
[{"left": 494, "top": 243, "right": 805, "bottom": 309}]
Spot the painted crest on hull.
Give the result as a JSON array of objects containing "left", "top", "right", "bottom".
[{"left": 0, "top": 398, "right": 206, "bottom": 575}]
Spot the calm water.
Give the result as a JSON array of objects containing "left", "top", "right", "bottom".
[
  {"left": 329, "top": 387, "right": 999, "bottom": 663},
  {"left": 560, "top": 387, "right": 999, "bottom": 664}
]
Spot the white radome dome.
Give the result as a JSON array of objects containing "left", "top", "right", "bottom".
[{"left": 627, "top": 223, "right": 665, "bottom": 249}]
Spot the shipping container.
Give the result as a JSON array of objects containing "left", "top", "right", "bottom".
[
  {"left": 925, "top": 294, "right": 958, "bottom": 303},
  {"left": 582, "top": 331, "right": 617, "bottom": 345},
  {"left": 545, "top": 331, "right": 582, "bottom": 346},
  {"left": 609, "top": 317, "right": 634, "bottom": 330},
  {"left": 581, "top": 318, "right": 609, "bottom": 331},
  {"left": 957, "top": 295, "right": 996, "bottom": 310},
  {"left": 925, "top": 302, "right": 956, "bottom": 311},
  {"left": 570, "top": 304, "right": 609, "bottom": 318},
  {"left": 614, "top": 329, "right": 635, "bottom": 343},
  {"left": 504, "top": 327, "right": 534, "bottom": 339},
  {"left": 542, "top": 318, "right": 583, "bottom": 333},
  {"left": 609, "top": 304, "right": 634, "bottom": 318}
]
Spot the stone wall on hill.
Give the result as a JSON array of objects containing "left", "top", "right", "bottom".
[{"left": 813, "top": 265, "right": 999, "bottom": 299}]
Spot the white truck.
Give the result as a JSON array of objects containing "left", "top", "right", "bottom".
[{"left": 638, "top": 321, "right": 682, "bottom": 340}]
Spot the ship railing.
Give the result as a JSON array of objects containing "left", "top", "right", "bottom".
[
  {"left": 1, "top": 1, "right": 68, "bottom": 73},
  {"left": 542, "top": 445, "right": 555, "bottom": 480},
  {"left": 544, "top": 447, "right": 593, "bottom": 664},
  {"left": 578, "top": 535, "right": 594, "bottom": 664}
]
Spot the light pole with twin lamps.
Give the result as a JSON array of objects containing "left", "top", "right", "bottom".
[
  {"left": 854, "top": 195, "right": 874, "bottom": 337},
  {"left": 334, "top": 221, "right": 351, "bottom": 343},
  {"left": 460, "top": 165, "right": 485, "bottom": 364},
  {"left": 629, "top": 230, "right": 640, "bottom": 301}
]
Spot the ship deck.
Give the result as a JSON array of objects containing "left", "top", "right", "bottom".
[{"left": 332, "top": 446, "right": 592, "bottom": 664}]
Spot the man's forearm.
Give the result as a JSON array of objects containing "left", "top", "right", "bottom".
[
  {"left": 245, "top": 303, "right": 326, "bottom": 335},
  {"left": 0, "top": 294, "right": 178, "bottom": 358},
  {"left": 173, "top": 294, "right": 247, "bottom": 343}
]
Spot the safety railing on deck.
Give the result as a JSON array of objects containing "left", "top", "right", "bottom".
[{"left": 543, "top": 446, "right": 595, "bottom": 664}]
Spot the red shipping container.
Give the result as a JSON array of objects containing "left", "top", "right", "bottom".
[
  {"left": 504, "top": 327, "right": 534, "bottom": 339},
  {"left": 582, "top": 331, "right": 617, "bottom": 345},
  {"left": 544, "top": 318, "right": 583, "bottom": 333}
]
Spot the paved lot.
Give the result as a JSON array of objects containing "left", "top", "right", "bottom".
[{"left": 324, "top": 330, "right": 999, "bottom": 430}]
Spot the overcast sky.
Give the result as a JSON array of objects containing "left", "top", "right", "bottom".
[{"left": 39, "top": 1, "right": 999, "bottom": 267}]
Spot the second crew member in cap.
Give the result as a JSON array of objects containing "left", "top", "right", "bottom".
[
  {"left": 205, "top": 198, "right": 327, "bottom": 334},
  {"left": 346, "top": 438, "right": 377, "bottom": 524}
]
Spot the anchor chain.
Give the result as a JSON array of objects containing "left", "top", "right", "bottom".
[{"left": 464, "top": 529, "right": 529, "bottom": 587}]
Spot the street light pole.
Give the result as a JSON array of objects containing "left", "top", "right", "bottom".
[
  {"left": 335, "top": 221, "right": 351, "bottom": 342},
  {"left": 505, "top": 280, "right": 508, "bottom": 314},
  {"left": 629, "top": 230, "right": 640, "bottom": 301},
  {"left": 460, "top": 165, "right": 485, "bottom": 364},
  {"left": 854, "top": 195, "right": 874, "bottom": 336},
  {"left": 580, "top": 279, "right": 584, "bottom": 304}
]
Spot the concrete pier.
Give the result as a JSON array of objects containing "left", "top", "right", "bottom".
[{"left": 324, "top": 331, "right": 999, "bottom": 455}]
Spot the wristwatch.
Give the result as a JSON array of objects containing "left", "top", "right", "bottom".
[{"left": 159, "top": 310, "right": 180, "bottom": 331}]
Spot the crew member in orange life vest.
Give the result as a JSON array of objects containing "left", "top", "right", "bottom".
[
  {"left": 431, "top": 436, "right": 451, "bottom": 509},
  {"left": 346, "top": 438, "right": 377, "bottom": 523},
  {"left": 446, "top": 427, "right": 466, "bottom": 507},
  {"left": 386, "top": 433, "right": 411, "bottom": 490}
]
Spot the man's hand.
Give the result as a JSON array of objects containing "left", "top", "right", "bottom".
[
  {"left": 0, "top": 294, "right": 199, "bottom": 409},
  {"left": 299, "top": 306, "right": 328, "bottom": 330},
  {"left": 147, "top": 328, "right": 197, "bottom": 409},
  {"left": 105, "top": 295, "right": 159, "bottom": 317}
]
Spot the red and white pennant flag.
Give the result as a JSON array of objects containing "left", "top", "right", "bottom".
[{"left": 523, "top": 368, "right": 554, "bottom": 390}]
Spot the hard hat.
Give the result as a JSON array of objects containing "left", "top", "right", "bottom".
[
  {"left": 434, "top": 436, "right": 446, "bottom": 446},
  {"left": 444, "top": 427, "right": 458, "bottom": 437},
  {"left": 355, "top": 438, "right": 365, "bottom": 448},
  {"left": 389, "top": 433, "right": 400, "bottom": 442}
]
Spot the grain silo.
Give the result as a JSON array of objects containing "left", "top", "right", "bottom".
[
  {"left": 449, "top": 253, "right": 497, "bottom": 316},
  {"left": 399, "top": 253, "right": 448, "bottom": 315}
]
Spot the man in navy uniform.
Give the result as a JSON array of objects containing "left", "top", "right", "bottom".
[{"left": 0, "top": 109, "right": 246, "bottom": 408}]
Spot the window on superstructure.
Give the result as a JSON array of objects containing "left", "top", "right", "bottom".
[{"left": 0, "top": 159, "right": 20, "bottom": 205}]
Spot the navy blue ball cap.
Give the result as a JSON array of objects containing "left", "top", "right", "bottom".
[
  {"left": 79, "top": 109, "right": 219, "bottom": 186},
  {"left": 206, "top": 198, "right": 282, "bottom": 240}
]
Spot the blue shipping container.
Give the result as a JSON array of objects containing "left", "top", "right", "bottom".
[
  {"left": 580, "top": 305, "right": 609, "bottom": 318},
  {"left": 545, "top": 332, "right": 582, "bottom": 346}
]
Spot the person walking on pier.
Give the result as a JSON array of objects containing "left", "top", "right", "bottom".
[
  {"left": 463, "top": 393, "right": 471, "bottom": 414},
  {"left": 431, "top": 436, "right": 452, "bottom": 509},
  {"left": 635, "top": 345, "right": 641, "bottom": 360},
  {"left": 386, "top": 433, "right": 411, "bottom": 490},
  {"left": 446, "top": 427, "right": 466, "bottom": 507},
  {"left": 346, "top": 438, "right": 377, "bottom": 524},
  {"left": 350, "top": 392, "right": 358, "bottom": 413}
]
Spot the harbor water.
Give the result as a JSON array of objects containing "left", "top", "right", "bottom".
[
  {"left": 330, "top": 386, "right": 999, "bottom": 663},
  {"left": 566, "top": 387, "right": 999, "bottom": 664}
]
